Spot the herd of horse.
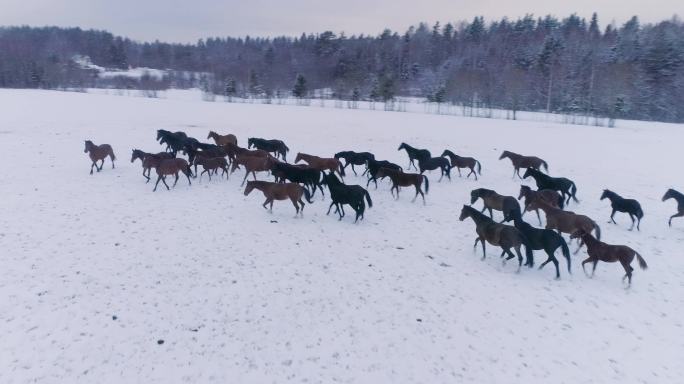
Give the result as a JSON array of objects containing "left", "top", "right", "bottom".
[{"left": 83, "top": 130, "right": 684, "bottom": 287}]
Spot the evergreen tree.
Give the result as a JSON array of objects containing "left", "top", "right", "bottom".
[{"left": 292, "top": 74, "right": 307, "bottom": 98}]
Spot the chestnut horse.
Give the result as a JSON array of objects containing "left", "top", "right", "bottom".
[
  {"left": 153, "top": 158, "right": 193, "bottom": 192},
  {"left": 207, "top": 131, "right": 237, "bottom": 147},
  {"left": 244, "top": 180, "right": 313, "bottom": 215},
  {"left": 518, "top": 185, "right": 564, "bottom": 225},
  {"left": 525, "top": 199, "right": 600, "bottom": 253},
  {"left": 375, "top": 167, "right": 429, "bottom": 204},
  {"left": 131, "top": 149, "right": 174, "bottom": 182},
  {"left": 499, "top": 150, "right": 548, "bottom": 179},
  {"left": 441, "top": 150, "right": 481, "bottom": 180},
  {"left": 295, "top": 152, "right": 345, "bottom": 178},
  {"left": 84, "top": 140, "right": 116, "bottom": 174},
  {"left": 571, "top": 230, "right": 647, "bottom": 287},
  {"left": 231, "top": 154, "right": 279, "bottom": 186}
]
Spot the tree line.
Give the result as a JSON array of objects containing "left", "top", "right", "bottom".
[{"left": 0, "top": 14, "right": 682, "bottom": 122}]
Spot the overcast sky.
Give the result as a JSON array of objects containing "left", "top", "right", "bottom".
[{"left": 0, "top": 0, "right": 680, "bottom": 43}]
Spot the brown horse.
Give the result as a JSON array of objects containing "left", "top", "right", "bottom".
[
  {"left": 131, "top": 149, "right": 175, "bottom": 182},
  {"left": 153, "top": 158, "right": 193, "bottom": 191},
  {"left": 571, "top": 230, "right": 647, "bottom": 287},
  {"left": 231, "top": 154, "right": 279, "bottom": 186},
  {"left": 295, "top": 152, "right": 345, "bottom": 178},
  {"left": 440, "top": 150, "right": 482, "bottom": 180},
  {"left": 499, "top": 150, "right": 548, "bottom": 179},
  {"left": 459, "top": 205, "right": 534, "bottom": 270},
  {"left": 526, "top": 199, "right": 601, "bottom": 253},
  {"left": 470, "top": 188, "right": 521, "bottom": 222},
  {"left": 375, "top": 167, "right": 429, "bottom": 204},
  {"left": 518, "top": 185, "right": 564, "bottom": 225},
  {"left": 208, "top": 131, "right": 238, "bottom": 147},
  {"left": 84, "top": 140, "right": 116, "bottom": 174},
  {"left": 662, "top": 188, "right": 684, "bottom": 227},
  {"left": 223, "top": 142, "right": 270, "bottom": 164},
  {"left": 195, "top": 156, "right": 229, "bottom": 181},
  {"left": 244, "top": 180, "right": 313, "bottom": 215}
]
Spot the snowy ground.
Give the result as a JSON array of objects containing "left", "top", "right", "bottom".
[{"left": 1, "top": 89, "right": 683, "bottom": 383}]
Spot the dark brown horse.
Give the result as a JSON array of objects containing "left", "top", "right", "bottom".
[
  {"left": 208, "top": 131, "right": 238, "bottom": 147},
  {"left": 518, "top": 185, "right": 564, "bottom": 225},
  {"left": 470, "top": 188, "right": 521, "bottom": 222},
  {"left": 153, "top": 158, "right": 193, "bottom": 192},
  {"left": 459, "top": 205, "right": 534, "bottom": 271},
  {"left": 195, "top": 156, "right": 229, "bottom": 181},
  {"left": 84, "top": 140, "right": 116, "bottom": 174},
  {"left": 223, "top": 142, "right": 270, "bottom": 164},
  {"left": 440, "top": 150, "right": 481, "bottom": 180},
  {"left": 499, "top": 150, "right": 548, "bottom": 179},
  {"left": 295, "top": 152, "right": 345, "bottom": 178},
  {"left": 526, "top": 199, "right": 600, "bottom": 253},
  {"left": 244, "top": 180, "right": 313, "bottom": 216},
  {"left": 130, "top": 149, "right": 174, "bottom": 182},
  {"left": 231, "top": 154, "right": 279, "bottom": 186},
  {"left": 662, "top": 188, "right": 684, "bottom": 227},
  {"left": 375, "top": 167, "right": 429, "bottom": 204},
  {"left": 571, "top": 230, "right": 647, "bottom": 287}
]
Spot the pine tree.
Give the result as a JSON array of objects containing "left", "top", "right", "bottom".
[{"left": 292, "top": 74, "right": 307, "bottom": 98}]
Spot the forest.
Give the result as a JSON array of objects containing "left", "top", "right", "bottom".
[{"left": 0, "top": 13, "right": 682, "bottom": 122}]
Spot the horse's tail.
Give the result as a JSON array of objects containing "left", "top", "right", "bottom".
[
  {"left": 475, "top": 160, "right": 482, "bottom": 175},
  {"left": 423, "top": 175, "right": 429, "bottom": 194},
  {"left": 635, "top": 251, "right": 648, "bottom": 270},
  {"left": 541, "top": 160, "right": 549, "bottom": 172},
  {"left": 557, "top": 193, "right": 565, "bottom": 209},
  {"left": 570, "top": 182, "right": 579, "bottom": 203},
  {"left": 303, "top": 186, "right": 314, "bottom": 203},
  {"left": 364, "top": 190, "right": 373, "bottom": 208},
  {"left": 593, "top": 222, "right": 601, "bottom": 241},
  {"left": 110, "top": 149, "right": 116, "bottom": 161},
  {"left": 559, "top": 236, "right": 571, "bottom": 274}
]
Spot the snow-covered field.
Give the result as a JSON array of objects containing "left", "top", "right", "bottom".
[{"left": 1, "top": 89, "right": 683, "bottom": 383}]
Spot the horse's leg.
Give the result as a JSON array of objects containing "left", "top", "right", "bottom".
[
  {"left": 533, "top": 209, "right": 541, "bottom": 225},
  {"left": 199, "top": 169, "right": 206, "bottom": 182},
  {"left": 609, "top": 209, "right": 617, "bottom": 224},
  {"left": 326, "top": 201, "right": 335, "bottom": 215},
  {"left": 161, "top": 175, "right": 171, "bottom": 191},
  {"left": 480, "top": 238, "right": 486, "bottom": 260},
  {"left": 262, "top": 198, "right": 271, "bottom": 210},
  {"left": 513, "top": 246, "right": 524, "bottom": 272},
  {"left": 252, "top": 171, "right": 258, "bottom": 181},
  {"left": 636, "top": 215, "right": 641, "bottom": 231},
  {"left": 458, "top": 167, "right": 464, "bottom": 177},
  {"left": 172, "top": 172, "right": 179, "bottom": 187},
  {"left": 488, "top": 208, "right": 494, "bottom": 219},
  {"left": 90, "top": 161, "right": 96, "bottom": 175},
  {"left": 620, "top": 260, "right": 633, "bottom": 287},
  {"left": 291, "top": 197, "right": 300, "bottom": 216},
  {"left": 241, "top": 172, "right": 249, "bottom": 187},
  {"left": 591, "top": 260, "right": 598, "bottom": 277},
  {"left": 516, "top": 168, "right": 522, "bottom": 179},
  {"left": 473, "top": 237, "right": 480, "bottom": 250},
  {"left": 153, "top": 175, "right": 163, "bottom": 191},
  {"left": 628, "top": 214, "right": 635, "bottom": 231},
  {"left": 351, "top": 163, "right": 357, "bottom": 176}
]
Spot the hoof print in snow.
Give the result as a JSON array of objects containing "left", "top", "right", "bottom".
[
  {"left": 112, "top": 315, "right": 117, "bottom": 320},
  {"left": 396, "top": 246, "right": 404, "bottom": 250},
  {"left": 270, "top": 220, "right": 278, "bottom": 223},
  {"left": 416, "top": 318, "right": 423, "bottom": 322},
  {"left": 114, "top": 243, "right": 120, "bottom": 246},
  {"left": 157, "top": 339, "right": 164, "bottom": 345}
]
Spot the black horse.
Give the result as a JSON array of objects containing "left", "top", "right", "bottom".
[
  {"left": 271, "top": 162, "right": 325, "bottom": 198},
  {"left": 417, "top": 157, "right": 451, "bottom": 182},
  {"left": 322, "top": 172, "right": 373, "bottom": 222},
  {"left": 523, "top": 168, "right": 579, "bottom": 205},
  {"left": 398, "top": 142, "right": 431, "bottom": 171},
  {"left": 334, "top": 151, "right": 376, "bottom": 176},
  {"left": 156, "top": 130, "right": 188, "bottom": 155},
  {"left": 510, "top": 210, "right": 571, "bottom": 279},
  {"left": 600, "top": 189, "right": 644, "bottom": 231},
  {"left": 248, "top": 138, "right": 289, "bottom": 161},
  {"left": 365, "top": 159, "right": 403, "bottom": 188},
  {"left": 662, "top": 188, "right": 684, "bottom": 227}
]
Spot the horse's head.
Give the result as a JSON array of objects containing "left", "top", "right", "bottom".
[
  {"left": 600, "top": 189, "right": 611, "bottom": 201},
  {"left": 663, "top": 189, "right": 676, "bottom": 201},
  {"left": 440, "top": 150, "right": 449, "bottom": 157},
  {"left": 458, "top": 205, "right": 472, "bottom": 221},
  {"left": 570, "top": 229, "right": 587, "bottom": 240},
  {"left": 156, "top": 130, "right": 162, "bottom": 140},
  {"left": 84, "top": 140, "right": 93, "bottom": 153},
  {"left": 247, "top": 138, "right": 255, "bottom": 148},
  {"left": 333, "top": 151, "right": 344, "bottom": 159},
  {"left": 207, "top": 131, "right": 214, "bottom": 140},
  {"left": 522, "top": 168, "right": 533, "bottom": 179},
  {"left": 518, "top": 185, "right": 531, "bottom": 200},
  {"left": 131, "top": 149, "right": 143, "bottom": 163},
  {"left": 244, "top": 181, "right": 256, "bottom": 196},
  {"left": 498, "top": 151, "right": 509, "bottom": 160},
  {"left": 294, "top": 152, "right": 303, "bottom": 163},
  {"left": 397, "top": 143, "right": 406, "bottom": 151},
  {"left": 470, "top": 189, "right": 480, "bottom": 204}
]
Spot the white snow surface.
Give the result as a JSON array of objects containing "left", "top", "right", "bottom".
[{"left": 1, "top": 89, "right": 683, "bottom": 384}]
